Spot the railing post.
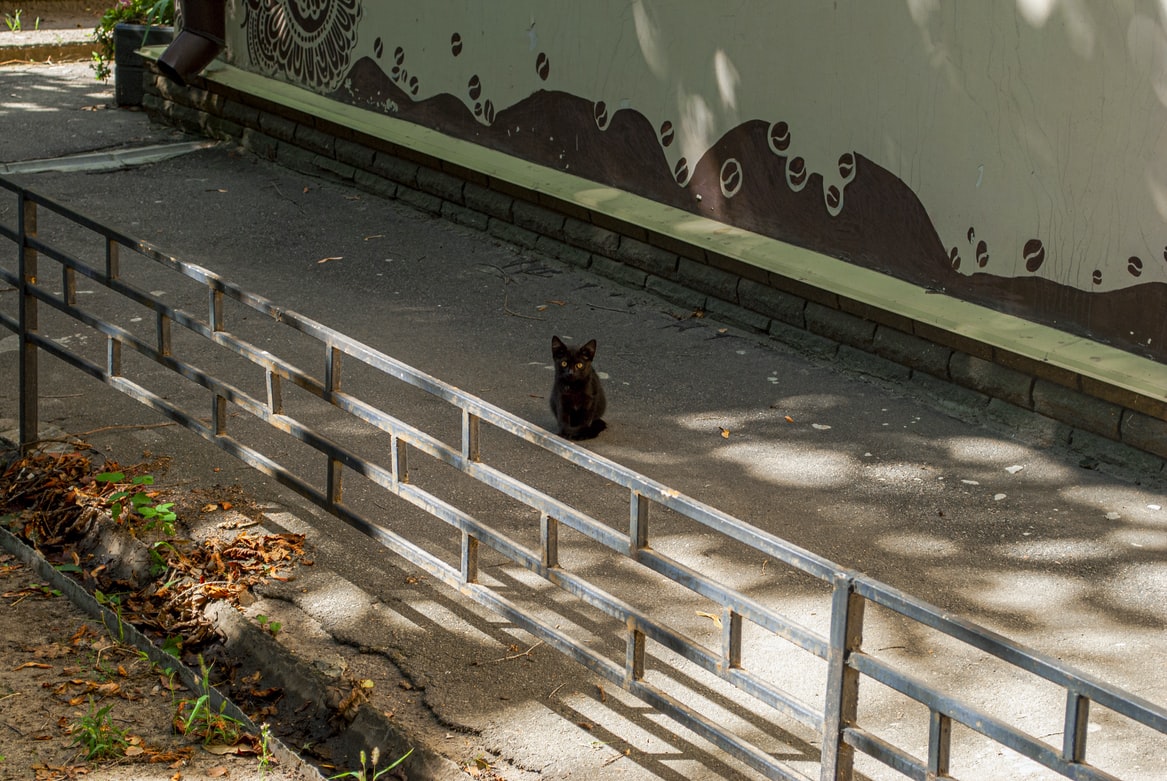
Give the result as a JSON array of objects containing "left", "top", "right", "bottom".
[
  {"left": 17, "top": 191, "right": 38, "bottom": 454},
  {"left": 630, "top": 490, "right": 648, "bottom": 558},
  {"left": 462, "top": 410, "right": 480, "bottom": 462},
  {"left": 928, "top": 709, "right": 952, "bottom": 777},
  {"left": 821, "top": 574, "right": 864, "bottom": 781},
  {"left": 540, "top": 513, "right": 559, "bottom": 568},
  {"left": 461, "top": 530, "right": 479, "bottom": 583},
  {"left": 1063, "top": 691, "right": 1090, "bottom": 764}
]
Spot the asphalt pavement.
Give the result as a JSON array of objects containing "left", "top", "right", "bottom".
[{"left": 2, "top": 62, "right": 1166, "bottom": 780}]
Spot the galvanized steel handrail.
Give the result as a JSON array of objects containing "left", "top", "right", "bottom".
[{"left": 3, "top": 175, "right": 1164, "bottom": 781}]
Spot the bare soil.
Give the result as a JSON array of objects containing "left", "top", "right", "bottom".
[
  {"left": 0, "top": 550, "right": 313, "bottom": 781},
  {"left": 0, "top": 2, "right": 98, "bottom": 32}
]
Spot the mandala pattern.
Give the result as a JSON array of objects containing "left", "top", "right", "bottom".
[{"left": 244, "top": 0, "right": 362, "bottom": 92}]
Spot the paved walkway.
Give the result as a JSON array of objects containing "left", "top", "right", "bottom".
[{"left": 1, "top": 59, "right": 1165, "bottom": 781}]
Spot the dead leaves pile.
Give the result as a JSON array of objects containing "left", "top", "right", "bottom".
[
  {"left": 0, "top": 451, "right": 310, "bottom": 655},
  {"left": 1, "top": 451, "right": 111, "bottom": 549}
]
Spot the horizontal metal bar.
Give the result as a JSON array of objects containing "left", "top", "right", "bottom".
[
  {"left": 855, "top": 577, "right": 1167, "bottom": 735},
  {"left": 842, "top": 727, "right": 927, "bottom": 781},
  {"left": 328, "top": 388, "right": 630, "bottom": 552},
  {"left": 850, "top": 652, "right": 1123, "bottom": 781},
  {"left": 636, "top": 547, "right": 829, "bottom": 660}
]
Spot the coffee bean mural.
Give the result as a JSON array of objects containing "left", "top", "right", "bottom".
[
  {"left": 659, "top": 120, "right": 674, "bottom": 147},
  {"left": 768, "top": 121, "right": 791, "bottom": 153},
  {"left": 825, "top": 184, "right": 841, "bottom": 212},
  {"left": 837, "top": 152, "right": 856, "bottom": 182},
  {"left": 720, "top": 159, "right": 743, "bottom": 198},
  {"left": 786, "top": 156, "right": 807, "bottom": 190},
  {"left": 594, "top": 101, "right": 609, "bottom": 129},
  {"left": 1023, "top": 239, "right": 1045, "bottom": 273},
  {"left": 259, "top": 8, "right": 1167, "bottom": 364}
]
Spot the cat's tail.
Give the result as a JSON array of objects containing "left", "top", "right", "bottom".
[{"left": 587, "top": 418, "right": 607, "bottom": 438}]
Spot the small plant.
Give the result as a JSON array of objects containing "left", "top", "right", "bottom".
[
  {"left": 148, "top": 539, "right": 179, "bottom": 578},
  {"left": 256, "top": 614, "right": 283, "bottom": 637},
  {"left": 70, "top": 697, "right": 130, "bottom": 760},
  {"left": 258, "top": 723, "right": 275, "bottom": 774},
  {"left": 28, "top": 582, "right": 62, "bottom": 598},
  {"left": 175, "top": 656, "right": 246, "bottom": 745},
  {"left": 329, "top": 746, "right": 414, "bottom": 781},
  {"left": 2, "top": 9, "right": 34, "bottom": 31},
  {"left": 94, "top": 588, "right": 127, "bottom": 642},
  {"left": 95, "top": 471, "right": 177, "bottom": 535},
  {"left": 161, "top": 635, "right": 183, "bottom": 659},
  {"left": 91, "top": 0, "right": 175, "bottom": 81}
]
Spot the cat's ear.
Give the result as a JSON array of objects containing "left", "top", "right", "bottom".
[
  {"left": 551, "top": 335, "right": 566, "bottom": 357},
  {"left": 580, "top": 340, "right": 597, "bottom": 360}
]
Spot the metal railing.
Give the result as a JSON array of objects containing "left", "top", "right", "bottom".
[{"left": 2, "top": 174, "right": 1164, "bottom": 781}]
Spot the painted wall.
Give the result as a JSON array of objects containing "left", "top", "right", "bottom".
[{"left": 225, "top": 1, "right": 1167, "bottom": 363}]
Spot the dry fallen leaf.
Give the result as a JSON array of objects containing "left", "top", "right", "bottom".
[
  {"left": 696, "top": 610, "right": 723, "bottom": 628},
  {"left": 784, "top": 415, "right": 794, "bottom": 423},
  {"left": 205, "top": 745, "right": 245, "bottom": 756},
  {"left": 719, "top": 427, "right": 730, "bottom": 439},
  {"left": 317, "top": 256, "right": 344, "bottom": 264}
]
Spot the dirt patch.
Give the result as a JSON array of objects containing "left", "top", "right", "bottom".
[
  {"left": 0, "top": 2, "right": 98, "bottom": 32},
  {"left": 0, "top": 549, "right": 314, "bottom": 780},
  {"left": 0, "top": 448, "right": 494, "bottom": 781},
  {"left": 0, "top": 451, "right": 345, "bottom": 780}
]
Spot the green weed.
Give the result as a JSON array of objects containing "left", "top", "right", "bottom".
[
  {"left": 256, "top": 614, "right": 282, "bottom": 637},
  {"left": 174, "top": 656, "right": 245, "bottom": 745},
  {"left": 95, "top": 471, "right": 177, "bottom": 535},
  {"left": 70, "top": 697, "right": 130, "bottom": 760},
  {"left": 329, "top": 746, "right": 414, "bottom": 781}
]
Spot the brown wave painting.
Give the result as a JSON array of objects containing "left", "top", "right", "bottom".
[{"left": 334, "top": 47, "right": 1167, "bottom": 363}]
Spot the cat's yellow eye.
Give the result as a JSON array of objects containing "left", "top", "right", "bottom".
[
  {"left": 560, "top": 361, "right": 567, "bottom": 367},
  {"left": 575, "top": 362, "right": 583, "bottom": 369}
]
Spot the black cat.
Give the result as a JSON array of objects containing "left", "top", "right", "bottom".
[{"left": 550, "top": 335, "right": 607, "bottom": 440}]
